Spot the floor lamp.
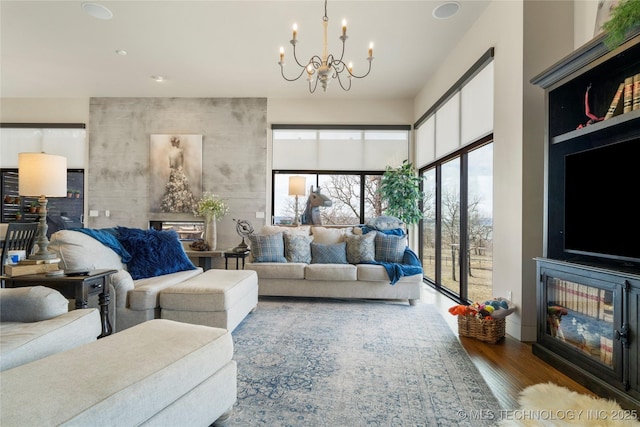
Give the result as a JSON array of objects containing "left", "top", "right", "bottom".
[
  {"left": 18, "top": 152, "right": 68, "bottom": 260},
  {"left": 288, "top": 176, "right": 306, "bottom": 226}
]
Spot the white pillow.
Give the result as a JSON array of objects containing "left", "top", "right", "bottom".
[
  {"left": 261, "top": 225, "right": 311, "bottom": 236},
  {"left": 49, "top": 230, "right": 125, "bottom": 272},
  {"left": 311, "top": 226, "right": 353, "bottom": 245}
]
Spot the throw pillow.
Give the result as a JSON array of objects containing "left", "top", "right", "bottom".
[
  {"left": 261, "top": 225, "right": 311, "bottom": 236},
  {"left": 311, "top": 226, "right": 353, "bottom": 244},
  {"left": 284, "top": 233, "right": 313, "bottom": 263},
  {"left": 311, "top": 242, "right": 347, "bottom": 264},
  {"left": 374, "top": 233, "right": 406, "bottom": 263},
  {"left": 248, "top": 232, "right": 287, "bottom": 263},
  {"left": 115, "top": 227, "right": 196, "bottom": 280},
  {"left": 345, "top": 232, "right": 376, "bottom": 264},
  {"left": 367, "top": 215, "right": 405, "bottom": 231}
]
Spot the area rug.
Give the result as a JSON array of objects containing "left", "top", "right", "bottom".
[
  {"left": 229, "top": 297, "right": 502, "bottom": 426},
  {"left": 498, "top": 382, "right": 640, "bottom": 426}
]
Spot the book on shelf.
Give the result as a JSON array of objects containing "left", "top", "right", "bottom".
[
  {"left": 634, "top": 73, "right": 640, "bottom": 111},
  {"left": 623, "top": 76, "right": 634, "bottom": 113},
  {"left": 604, "top": 82, "right": 624, "bottom": 119},
  {"left": 4, "top": 263, "right": 59, "bottom": 277}
]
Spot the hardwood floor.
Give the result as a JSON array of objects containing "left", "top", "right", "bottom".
[{"left": 421, "top": 284, "right": 596, "bottom": 410}]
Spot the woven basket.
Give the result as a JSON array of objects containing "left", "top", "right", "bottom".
[{"left": 457, "top": 315, "right": 505, "bottom": 344}]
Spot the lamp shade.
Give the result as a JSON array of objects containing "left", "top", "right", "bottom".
[
  {"left": 288, "top": 176, "right": 306, "bottom": 197},
  {"left": 18, "top": 152, "right": 67, "bottom": 197}
]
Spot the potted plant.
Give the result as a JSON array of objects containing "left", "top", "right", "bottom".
[
  {"left": 29, "top": 201, "right": 38, "bottom": 213},
  {"left": 378, "top": 160, "right": 424, "bottom": 226},
  {"left": 74, "top": 190, "right": 81, "bottom": 198},
  {"left": 193, "top": 192, "right": 229, "bottom": 250},
  {"left": 67, "top": 189, "right": 73, "bottom": 198},
  {"left": 602, "top": 0, "right": 640, "bottom": 50}
]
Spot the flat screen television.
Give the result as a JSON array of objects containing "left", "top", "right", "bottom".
[{"left": 564, "top": 138, "right": 640, "bottom": 266}]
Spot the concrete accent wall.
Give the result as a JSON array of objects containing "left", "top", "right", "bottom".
[{"left": 87, "top": 98, "right": 267, "bottom": 256}]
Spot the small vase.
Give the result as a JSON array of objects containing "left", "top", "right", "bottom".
[{"left": 204, "top": 214, "right": 217, "bottom": 250}]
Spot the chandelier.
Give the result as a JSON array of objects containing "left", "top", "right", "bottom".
[{"left": 278, "top": 0, "right": 374, "bottom": 93}]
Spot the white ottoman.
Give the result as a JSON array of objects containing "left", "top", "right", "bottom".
[{"left": 160, "top": 269, "right": 258, "bottom": 332}]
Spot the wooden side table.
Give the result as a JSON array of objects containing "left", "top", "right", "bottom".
[
  {"left": 224, "top": 250, "right": 250, "bottom": 270},
  {"left": 3, "top": 269, "right": 117, "bottom": 338},
  {"left": 184, "top": 250, "right": 223, "bottom": 271}
]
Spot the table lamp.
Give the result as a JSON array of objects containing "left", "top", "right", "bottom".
[
  {"left": 18, "top": 152, "right": 68, "bottom": 260},
  {"left": 288, "top": 176, "right": 306, "bottom": 226}
]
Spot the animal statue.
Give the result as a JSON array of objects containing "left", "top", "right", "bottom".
[{"left": 301, "top": 185, "right": 332, "bottom": 225}]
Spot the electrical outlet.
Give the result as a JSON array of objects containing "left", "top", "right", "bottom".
[
  {"left": 508, "top": 291, "right": 512, "bottom": 301},
  {"left": 89, "top": 210, "right": 98, "bottom": 217},
  {"left": 256, "top": 212, "right": 265, "bottom": 219},
  {"left": 105, "top": 210, "right": 110, "bottom": 217}
]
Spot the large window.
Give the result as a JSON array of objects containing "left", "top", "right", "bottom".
[
  {"left": 416, "top": 49, "right": 494, "bottom": 303},
  {"left": 272, "top": 126, "right": 409, "bottom": 225}
]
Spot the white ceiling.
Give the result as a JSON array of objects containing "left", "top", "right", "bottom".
[{"left": 1, "top": 1, "right": 490, "bottom": 100}]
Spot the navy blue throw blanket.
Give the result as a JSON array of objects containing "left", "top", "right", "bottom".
[
  {"left": 72, "top": 227, "right": 132, "bottom": 263},
  {"left": 375, "top": 247, "right": 423, "bottom": 285}
]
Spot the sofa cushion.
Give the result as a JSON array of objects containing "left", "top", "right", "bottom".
[
  {"left": 261, "top": 225, "right": 311, "bottom": 236},
  {"left": 128, "top": 268, "right": 203, "bottom": 311},
  {"left": 248, "top": 232, "right": 286, "bottom": 263},
  {"left": 311, "top": 226, "right": 352, "bottom": 244},
  {"left": 245, "top": 262, "right": 306, "bottom": 280},
  {"left": 305, "top": 264, "right": 357, "bottom": 281},
  {"left": 356, "top": 264, "right": 392, "bottom": 281},
  {"left": 284, "top": 233, "right": 313, "bottom": 263},
  {"left": 115, "top": 227, "right": 197, "bottom": 280},
  {"left": 311, "top": 242, "right": 347, "bottom": 264},
  {"left": 0, "top": 286, "right": 68, "bottom": 323},
  {"left": 374, "top": 233, "right": 406, "bottom": 263},
  {"left": 345, "top": 232, "right": 376, "bottom": 264},
  {"left": 49, "top": 230, "right": 125, "bottom": 272}
]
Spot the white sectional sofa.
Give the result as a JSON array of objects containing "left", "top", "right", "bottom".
[
  {"left": 49, "top": 229, "right": 203, "bottom": 332},
  {"left": 245, "top": 223, "right": 423, "bottom": 305}
]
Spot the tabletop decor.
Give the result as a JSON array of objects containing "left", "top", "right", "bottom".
[{"left": 193, "top": 192, "right": 228, "bottom": 250}]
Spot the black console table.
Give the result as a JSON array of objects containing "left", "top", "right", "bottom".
[{"left": 4, "top": 269, "right": 117, "bottom": 338}]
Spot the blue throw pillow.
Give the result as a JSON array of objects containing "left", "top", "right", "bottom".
[
  {"left": 248, "top": 232, "right": 287, "bottom": 263},
  {"left": 374, "top": 233, "right": 406, "bottom": 264},
  {"left": 115, "top": 227, "right": 196, "bottom": 280},
  {"left": 311, "top": 242, "right": 347, "bottom": 264}
]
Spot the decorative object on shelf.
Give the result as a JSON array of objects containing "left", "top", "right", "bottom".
[
  {"left": 193, "top": 191, "right": 228, "bottom": 250},
  {"left": 278, "top": 0, "right": 374, "bottom": 93},
  {"left": 288, "top": 176, "right": 306, "bottom": 226},
  {"left": 301, "top": 185, "right": 332, "bottom": 225},
  {"left": 29, "top": 201, "right": 38, "bottom": 213},
  {"left": 378, "top": 160, "right": 424, "bottom": 226},
  {"left": 18, "top": 152, "right": 67, "bottom": 260},
  {"left": 233, "top": 218, "right": 254, "bottom": 252},
  {"left": 576, "top": 84, "right": 604, "bottom": 129},
  {"left": 188, "top": 239, "right": 209, "bottom": 251},
  {"left": 601, "top": 0, "right": 640, "bottom": 50}
]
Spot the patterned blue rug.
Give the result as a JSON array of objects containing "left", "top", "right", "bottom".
[{"left": 230, "top": 297, "right": 502, "bottom": 426}]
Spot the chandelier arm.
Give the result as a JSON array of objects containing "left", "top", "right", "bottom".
[
  {"left": 280, "top": 64, "right": 309, "bottom": 82},
  {"left": 291, "top": 43, "right": 309, "bottom": 69},
  {"left": 346, "top": 58, "right": 373, "bottom": 79},
  {"left": 308, "top": 75, "right": 320, "bottom": 94},
  {"left": 335, "top": 70, "right": 353, "bottom": 91}
]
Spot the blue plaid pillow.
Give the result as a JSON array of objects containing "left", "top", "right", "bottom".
[
  {"left": 374, "top": 233, "right": 406, "bottom": 263},
  {"left": 248, "top": 232, "right": 286, "bottom": 263},
  {"left": 311, "top": 242, "right": 347, "bottom": 264}
]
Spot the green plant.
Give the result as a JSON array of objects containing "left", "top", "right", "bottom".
[
  {"left": 378, "top": 160, "right": 423, "bottom": 225},
  {"left": 193, "top": 191, "right": 228, "bottom": 221},
  {"left": 602, "top": 0, "right": 640, "bottom": 50}
]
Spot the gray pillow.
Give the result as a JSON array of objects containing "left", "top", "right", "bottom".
[
  {"left": 0, "top": 286, "right": 68, "bottom": 323},
  {"left": 284, "top": 233, "right": 313, "bottom": 263},
  {"left": 374, "top": 233, "right": 406, "bottom": 263},
  {"left": 367, "top": 215, "right": 405, "bottom": 231},
  {"left": 346, "top": 232, "right": 376, "bottom": 264}
]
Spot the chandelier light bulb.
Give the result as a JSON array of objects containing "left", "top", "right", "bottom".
[{"left": 278, "top": 0, "right": 374, "bottom": 93}]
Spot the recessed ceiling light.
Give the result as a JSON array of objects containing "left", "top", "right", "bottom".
[
  {"left": 81, "top": 3, "right": 113, "bottom": 20},
  {"left": 432, "top": 1, "right": 460, "bottom": 19},
  {"left": 151, "top": 76, "right": 165, "bottom": 82},
  {"left": 115, "top": 50, "right": 127, "bottom": 56}
]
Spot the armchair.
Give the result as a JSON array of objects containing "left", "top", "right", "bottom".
[{"left": 0, "top": 286, "right": 101, "bottom": 371}]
